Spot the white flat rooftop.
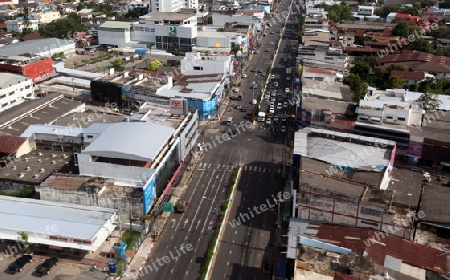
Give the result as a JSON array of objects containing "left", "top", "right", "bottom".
[
  {"left": 294, "top": 128, "right": 395, "bottom": 170},
  {"left": 0, "top": 196, "right": 116, "bottom": 241}
]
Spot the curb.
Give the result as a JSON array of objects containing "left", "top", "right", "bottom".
[{"left": 120, "top": 243, "right": 154, "bottom": 280}]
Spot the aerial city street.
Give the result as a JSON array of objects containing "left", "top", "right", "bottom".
[{"left": 0, "top": 0, "right": 448, "bottom": 279}]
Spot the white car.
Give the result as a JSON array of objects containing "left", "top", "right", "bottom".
[
  {"left": 270, "top": 101, "right": 275, "bottom": 106},
  {"left": 270, "top": 91, "right": 276, "bottom": 97},
  {"left": 285, "top": 88, "right": 290, "bottom": 94},
  {"left": 264, "top": 95, "right": 270, "bottom": 102},
  {"left": 277, "top": 103, "right": 282, "bottom": 110},
  {"left": 252, "top": 99, "right": 257, "bottom": 105},
  {"left": 269, "top": 105, "right": 275, "bottom": 114},
  {"left": 242, "top": 74, "right": 247, "bottom": 78},
  {"left": 286, "top": 76, "right": 291, "bottom": 81},
  {"left": 265, "top": 118, "right": 272, "bottom": 125},
  {"left": 271, "top": 97, "right": 276, "bottom": 102},
  {"left": 270, "top": 74, "right": 275, "bottom": 79}
]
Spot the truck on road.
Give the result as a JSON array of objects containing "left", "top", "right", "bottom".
[{"left": 257, "top": 111, "right": 266, "bottom": 122}]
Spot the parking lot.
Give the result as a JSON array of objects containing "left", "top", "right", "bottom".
[{"left": 0, "top": 255, "right": 105, "bottom": 280}]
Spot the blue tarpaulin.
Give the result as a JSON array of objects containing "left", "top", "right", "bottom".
[
  {"left": 135, "top": 49, "right": 147, "bottom": 54},
  {"left": 278, "top": 259, "right": 286, "bottom": 279}
]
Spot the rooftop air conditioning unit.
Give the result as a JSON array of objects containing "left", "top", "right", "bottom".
[
  {"left": 51, "top": 160, "right": 56, "bottom": 164},
  {"left": 39, "top": 168, "right": 45, "bottom": 173},
  {"left": 25, "top": 166, "right": 30, "bottom": 171},
  {"left": 11, "top": 165, "right": 16, "bottom": 170},
  {"left": 19, "top": 173, "right": 24, "bottom": 178}
]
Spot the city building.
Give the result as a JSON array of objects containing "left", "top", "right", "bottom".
[
  {"left": 0, "top": 38, "right": 75, "bottom": 59},
  {"left": 180, "top": 52, "right": 233, "bottom": 76},
  {"left": 0, "top": 57, "right": 54, "bottom": 81},
  {"left": 78, "top": 8, "right": 115, "bottom": 37},
  {"left": 194, "top": 30, "right": 250, "bottom": 55},
  {"left": 0, "top": 73, "right": 33, "bottom": 113},
  {"left": 98, "top": 21, "right": 132, "bottom": 48},
  {"left": 150, "top": 0, "right": 197, "bottom": 12},
  {"left": 292, "top": 128, "right": 407, "bottom": 235},
  {"left": 76, "top": 113, "right": 199, "bottom": 214},
  {"left": 0, "top": 196, "right": 117, "bottom": 253},
  {"left": 357, "top": 5, "right": 375, "bottom": 16},
  {"left": 132, "top": 12, "right": 197, "bottom": 53},
  {"left": 5, "top": 19, "right": 39, "bottom": 33},
  {"left": 32, "top": 11, "right": 61, "bottom": 24},
  {"left": 356, "top": 87, "right": 423, "bottom": 127},
  {"left": 286, "top": 219, "right": 449, "bottom": 279}
]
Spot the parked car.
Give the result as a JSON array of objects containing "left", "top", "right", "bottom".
[
  {"left": 233, "top": 88, "right": 239, "bottom": 93},
  {"left": 240, "top": 106, "right": 247, "bottom": 112},
  {"left": 270, "top": 74, "right": 275, "bottom": 79},
  {"left": 274, "top": 115, "right": 279, "bottom": 123},
  {"left": 252, "top": 99, "right": 257, "bottom": 105},
  {"left": 8, "top": 255, "right": 32, "bottom": 274},
  {"left": 280, "top": 125, "right": 287, "bottom": 133},
  {"left": 270, "top": 91, "right": 276, "bottom": 97},
  {"left": 285, "top": 88, "right": 290, "bottom": 94},
  {"left": 36, "top": 257, "right": 58, "bottom": 276},
  {"left": 281, "top": 115, "right": 287, "bottom": 123},
  {"left": 265, "top": 118, "right": 272, "bottom": 125},
  {"left": 277, "top": 102, "right": 282, "bottom": 110},
  {"left": 283, "top": 101, "right": 288, "bottom": 108}
]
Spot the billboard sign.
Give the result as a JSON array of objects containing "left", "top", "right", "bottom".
[
  {"left": 143, "top": 176, "right": 156, "bottom": 214},
  {"left": 170, "top": 98, "right": 184, "bottom": 115},
  {"left": 407, "top": 142, "right": 423, "bottom": 158},
  {"left": 296, "top": 108, "right": 311, "bottom": 127}
]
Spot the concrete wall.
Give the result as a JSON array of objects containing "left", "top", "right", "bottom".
[
  {"left": 99, "top": 29, "right": 131, "bottom": 47},
  {"left": 77, "top": 153, "right": 155, "bottom": 186},
  {"left": 36, "top": 185, "right": 142, "bottom": 226},
  {"left": 16, "top": 139, "right": 34, "bottom": 158}
]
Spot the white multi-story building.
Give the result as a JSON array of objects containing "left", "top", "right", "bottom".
[
  {"left": 357, "top": 5, "right": 375, "bottom": 16},
  {"left": 98, "top": 21, "right": 132, "bottom": 47},
  {"left": 5, "top": 19, "right": 39, "bottom": 33},
  {"left": 195, "top": 31, "right": 249, "bottom": 54},
  {"left": 33, "top": 11, "right": 61, "bottom": 24},
  {"left": 0, "top": 73, "right": 33, "bottom": 113},
  {"left": 180, "top": 52, "right": 233, "bottom": 75},
  {"left": 356, "top": 87, "right": 423, "bottom": 127},
  {"left": 132, "top": 12, "right": 197, "bottom": 53},
  {"left": 150, "top": 0, "right": 198, "bottom": 12}
]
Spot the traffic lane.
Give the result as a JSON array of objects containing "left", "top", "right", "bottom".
[
  {"left": 211, "top": 168, "right": 280, "bottom": 279},
  {"left": 142, "top": 166, "right": 233, "bottom": 280}
]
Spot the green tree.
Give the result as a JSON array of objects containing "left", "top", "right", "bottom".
[
  {"left": 315, "top": 3, "right": 353, "bottom": 21},
  {"left": 111, "top": 59, "right": 125, "bottom": 72},
  {"left": 39, "top": 13, "right": 87, "bottom": 38},
  {"left": 392, "top": 21, "right": 411, "bottom": 38},
  {"left": 17, "top": 231, "right": 30, "bottom": 252},
  {"left": 147, "top": 60, "right": 162, "bottom": 71},
  {"left": 344, "top": 73, "right": 367, "bottom": 102},
  {"left": 408, "top": 37, "right": 433, "bottom": 52},
  {"left": 387, "top": 76, "right": 405, "bottom": 88},
  {"left": 350, "top": 62, "right": 371, "bottom": 81},
  {"left": 418, "top": 92, "right": 442, "bottom": 110},
  {"left": 429, "top": 26, "right": 450, "bottom": 39}
]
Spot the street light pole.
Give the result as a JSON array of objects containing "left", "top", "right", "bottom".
[{"left": 228, "top": 139, "right": 251, "bottom": 166}]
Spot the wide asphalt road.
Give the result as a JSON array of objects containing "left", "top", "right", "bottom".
[
  {"left": 209, "top": 0, "right": 297, "bottom": 279},
  {"left": 139, "top": 0, "right": 295, "bottom": 279}
]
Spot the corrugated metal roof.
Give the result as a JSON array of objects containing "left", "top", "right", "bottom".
[
  {"left": 81, "top": 122, "right": 174, "bottom": 162},
  {"left": 0, "top": 134, "right": 26, "bottom": 154},
  {"left": 0, "top": 196, "right": 115, "bottom": 240},
  {"left": 0, "top": 38, "right": 74, "bottom": 57},
  {"left": 21, "top": 124, "right": 84, "bottom": 138}
]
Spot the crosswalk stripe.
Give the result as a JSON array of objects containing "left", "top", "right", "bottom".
[{"left": 258, "top": 167, "right": 262, "bottom": 172}]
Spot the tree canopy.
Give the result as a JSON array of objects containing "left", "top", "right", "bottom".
[
  {"left": 39, "top": 13, "right": 86, "bottom": 38},
  {"left": 315, "top": 3, "right": 353, "bottom": 22},
  {"left": 148, "top": 60, "right": 163, "bottom": 72}
]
